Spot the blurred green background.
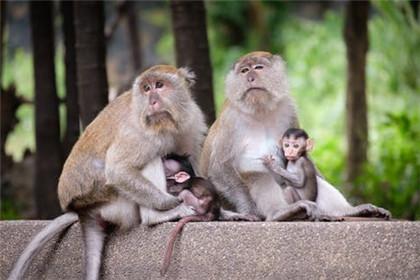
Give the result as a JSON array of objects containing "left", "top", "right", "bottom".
[{"left": 2, "top": 1, "right": 419, "bottom": 219}]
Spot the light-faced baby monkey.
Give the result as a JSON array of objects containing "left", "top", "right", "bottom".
[
  {"left": 262, "top": 128, "right": 317, "bottom": 204},
  {"left": 8, "top": 65, "right": 207, "bottom": 280}
]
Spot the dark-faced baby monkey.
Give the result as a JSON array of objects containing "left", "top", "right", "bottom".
[
  {"left": 262, "top": 128, "right": 317, "bottom": 204},
  {"left": 160, "top": 154, "right": 220, "bottom": 275}
]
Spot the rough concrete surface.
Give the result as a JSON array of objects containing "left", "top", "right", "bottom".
[{"left": 0, "top": 220, "right": 419, "bottom": 279}]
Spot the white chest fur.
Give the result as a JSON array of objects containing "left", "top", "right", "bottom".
[
  {"left": 141, "top": 157, "right": 166, "bottom": 191},
  {"left": 236, "top": 115, "right": 287, "bottom": 173}
]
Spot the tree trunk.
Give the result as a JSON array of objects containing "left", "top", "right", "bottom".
[
  {"left": 170, "top": 0, "right": 215, "bottom": 126},
  {"left": 344, "top": 1, "right": 369, "bottom": 199},
  {"left": 0, "top": 0, "right": 5, "bottom": 85},
  {"left": 125, "top": 1, "right": 142, "bottom": 72},
  {"left": 74, "top": 1, "right": 108, "bottom": 128},
  {"left": 61, "top": 1, "right": 80, "bottom": 157},
  {"left": 30, "top": 1, "right": 62, "bottom": 218}
]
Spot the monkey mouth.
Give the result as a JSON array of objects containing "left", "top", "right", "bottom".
[
  {"left": 145, "top": 111, "right": 176, "bottom": 128},
  {"left": 241, "top": 88, "right": 270, "bottom": 104},
  {"left": 286, "top": 156, "right": 298, "bottom": 161},
  {"left": 244, "top": 87, "right": 268, "bottom": 95}
]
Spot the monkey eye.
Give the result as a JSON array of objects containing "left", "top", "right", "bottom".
[
  {"left": 156, "top": 81, "right": 163, "bottom": 89},
  {"left": 241, "top": 67, "right": 249, "bottom": 74},
  {"left": 143, "top": 84, "right": 151, "bottom": 92},
  {"left": 254, "top": 65, "right": 264, "bottom": 70},
  {"left": 293, "top": 144, "right": 299, "bottom": 148},
  {"left": 284, "top": 143, "right": 289, "bottom": 148}
]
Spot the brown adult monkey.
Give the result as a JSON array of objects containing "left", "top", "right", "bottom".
[
  {"left": 200, "top": 51, "right": 391, "bottom": 221},
  {"left": 8, "top": 65, "right": 207, "bottom": 280},
  {"left": 262, "top": 128, "right": 318, "bottom": 204}
]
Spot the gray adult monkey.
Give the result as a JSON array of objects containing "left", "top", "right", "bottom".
[{"left": 200, "top": 51, "right": 391, "bottom": 221}]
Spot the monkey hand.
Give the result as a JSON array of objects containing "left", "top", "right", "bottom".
[
  {"left": 155, "top": 194, "right": 182, "bottom": 211},
  {"left": 260, "top": 154, "right": 275, "bottom": 169},
  {"left": 177, "top": 203, "right": 198, "bottom": 218}
]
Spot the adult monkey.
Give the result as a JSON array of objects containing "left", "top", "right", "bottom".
[
  {"left": 9, "top": 65, "right": 206, "bottom": 280},
  {"left": 200, "top": 51, "right": 390, "bottom": 221}
]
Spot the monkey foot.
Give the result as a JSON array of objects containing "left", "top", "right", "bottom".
[
  {"left": 314, "top": 215, "right": 344, "bottom": 222},
  {"left": 224, "top": 214, "right": 261, "bottom": 222},
  {"left": 354, "top": 204, "right": 392, "bottom": 220}
]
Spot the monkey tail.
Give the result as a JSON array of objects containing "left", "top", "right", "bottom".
[
  {"left": 8, "top": 212, "right": 79, "bottom": 280},
  {"left": 160, "top": 215, "right": 208, "bottom": 276}
]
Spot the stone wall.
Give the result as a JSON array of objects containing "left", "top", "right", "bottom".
[{"left": 1, "top": 221, "right": 419, "bottom": 279}]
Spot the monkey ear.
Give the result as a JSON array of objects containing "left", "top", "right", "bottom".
[
  {"left": 306, "top": 138, "right": 314, "bottom": 152},
  {"left": 177, "top": 67, "right": 196, "bottom": 87},
  {"left": 174, "top": 171, "right": 191, "bottom": 183}
]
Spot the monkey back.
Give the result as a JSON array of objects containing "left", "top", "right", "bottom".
[{"left": 58, "top": 92, "right": 131, "bottom": 211}]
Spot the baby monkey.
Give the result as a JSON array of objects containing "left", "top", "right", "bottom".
[
  {"left": 262, "top": 128, "right": 318, "bottom": 204},
  {"left": 161, "top": 154, "right": 220, "bottom": 275}
]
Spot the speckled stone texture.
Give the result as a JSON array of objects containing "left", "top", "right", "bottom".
[{"left": 1, "top": 221, "right": 419, "bottom": 279}]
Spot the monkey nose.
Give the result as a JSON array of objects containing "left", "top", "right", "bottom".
[
  {"left": 150, "top": 100, "right": 160, "bottom": 111},
  {"left": 247, "top": 72, "right": 257, "bottom": 83}
]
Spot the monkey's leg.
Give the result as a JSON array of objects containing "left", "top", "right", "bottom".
[
  {"left": 284, "top": 186, "right": 301, "bottom": 204},
  {"left": 141, "top": 203, "right": 196, "bottom": 226},
  {"left": 272, "top": 200, "right": 340, "bottom": 222},
  {"left": 219, "top": 209, "right": 261, "bottom": 221},
  {"left": 81, "top": 216, "right": 107, "bottom": 280},
  {"left": 209, "top": 166, "right": 259, "bottom": 216},
  {"left": 316, "top": 177, "right": 390, "bottom": 219},
  {"left": 271, "top": 201, "right": 314, "bottom": 221},
  {"left": 343, "top": 204, "right": 391, "bottom": 220}
]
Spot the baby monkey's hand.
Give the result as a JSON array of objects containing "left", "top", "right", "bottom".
[{"left": 260, "top": 154, "right": 275, "bottom": 169}]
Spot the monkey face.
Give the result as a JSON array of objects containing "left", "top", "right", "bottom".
[
  {"left": 133, "top": 65, "right": 196, "bottom": 133},
  {"left": 225, "top": 52, "right": 290, "bottom": 114},
  {"left": 281, "top": 136, "right": 307, "bottom": 161}
]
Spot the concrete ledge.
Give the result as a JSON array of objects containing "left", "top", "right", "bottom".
[{"left": 1, "top": 221, "right": 419, "bottom": 279}]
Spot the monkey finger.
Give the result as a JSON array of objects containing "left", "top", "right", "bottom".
[{"left": 178, "top": 204, "right": 197, "bottom": 218}]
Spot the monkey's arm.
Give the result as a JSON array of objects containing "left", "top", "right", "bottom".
[
  {"left": 141, "top": 203, "right": 196, "bottom": 226},
  {"left": 209, "top": 163, "right": 259, "bottom": 216},
  {"left": 269, "top": 163, "right": 305, "bottom": 188},
  {"left": 106, "top": 164, "right": 180, "bottom": 211}
]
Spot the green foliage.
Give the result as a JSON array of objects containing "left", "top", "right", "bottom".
[
  {"left": 3, "top": 47, "right": 66, "bottom": 161},
  {"left": 360, "top": 112, "right": 420, "bottom": 220},
  {"left": 3, "top": 50, "right": 35, "bottom": 161},
  {"left": 359, "top": 1, "right": 420, "bottom": 219},
  {"left": 371, "top": 1, "right": 420, "bottom": 93},
  {"left": 0, "top": 199, "right": 21, "bottom": 220}
]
